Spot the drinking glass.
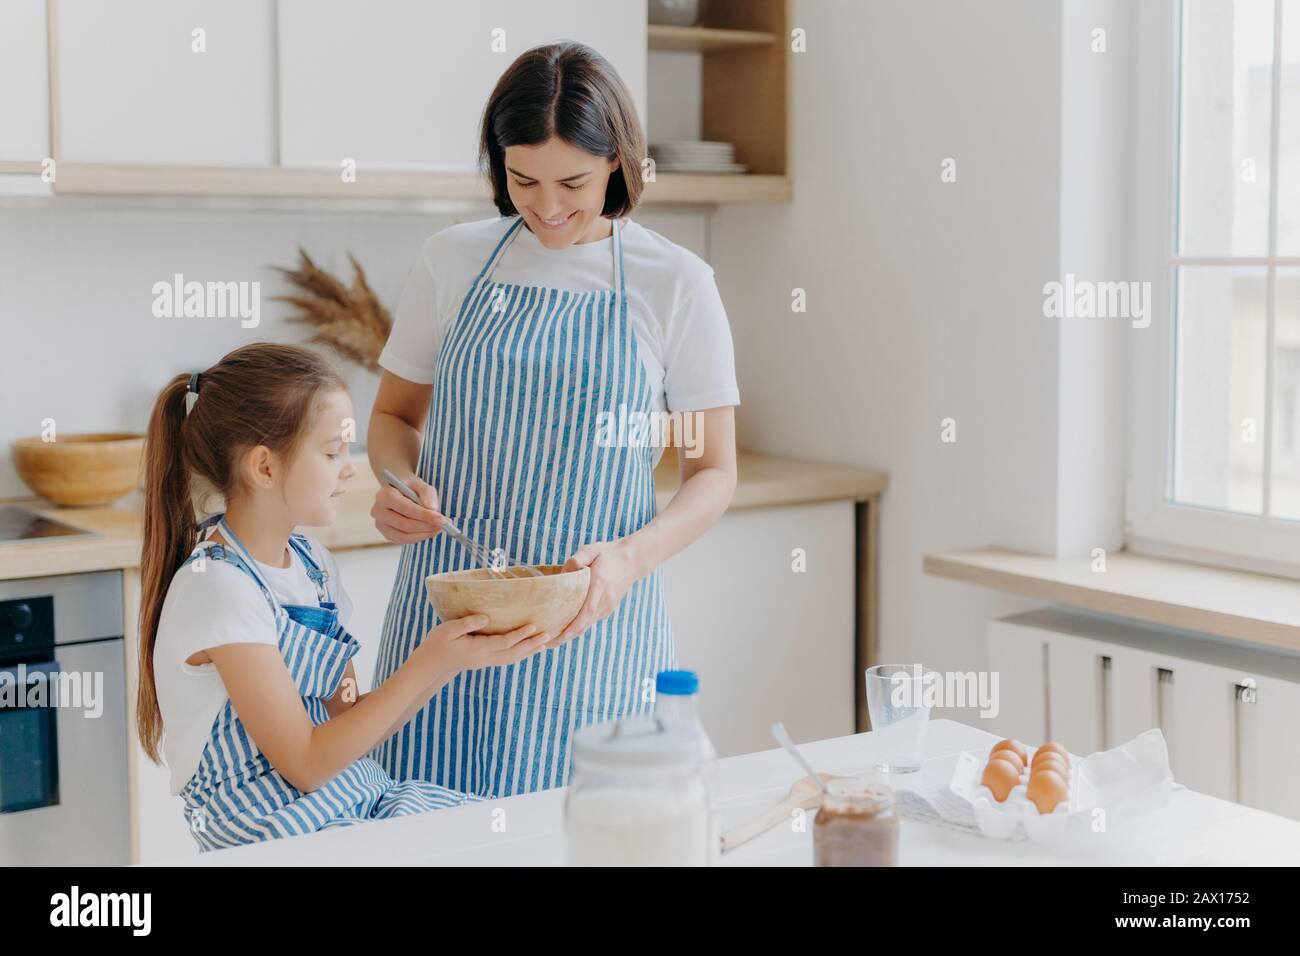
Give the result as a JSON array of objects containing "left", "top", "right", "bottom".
[{"left": 865, "top": 664, "right": 937, "bottom": 773}]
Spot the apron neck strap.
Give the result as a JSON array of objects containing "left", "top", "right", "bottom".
[
  {"left": 480, "top": 216, "right": 624, "bottom": 297},
  {"left": 214, "top": 515, "right": 278, "bottom": 600},
  {"left": 477, "top": 216, "right": 526, "bottom": 283},
  {"left": 612, "top": 217, "right": 626, "bottom": 301},
  {"left": 287, "top": 534, "right": 331, "bottom": 604}
]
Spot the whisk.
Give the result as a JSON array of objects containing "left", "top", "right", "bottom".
[{"left": 382, "top": 470, "right": 543, "bottom": 579}]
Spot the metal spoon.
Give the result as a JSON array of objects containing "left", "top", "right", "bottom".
[
  {"left": 382, "top": 470, "right": 541, "bottom": 578},
  {"left": 771, "top": 722, "right": 830, "bottom": 798}
]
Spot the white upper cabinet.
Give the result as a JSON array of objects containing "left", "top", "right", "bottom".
[
  {"left": 56, "top": 0, "right": 275, "bottom": 165},
  {"left": 0, "top": 0, "right": 50, "bottom": 162},
  {"left": 277, "top": 0, "right": 647, "bottom": 171}
]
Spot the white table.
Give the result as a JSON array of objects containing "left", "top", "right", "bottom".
[{"left": 156, "top": 719, "right": 1300, "bottom": 866}]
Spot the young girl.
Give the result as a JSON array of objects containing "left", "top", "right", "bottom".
[{"left": 136, "top": 343, "right": 552, "bottom": 851}]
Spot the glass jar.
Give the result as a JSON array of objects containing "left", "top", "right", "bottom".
[
  {"left": 813, "top": 778, "right": 900, "bottom": 867},
  {"left": 565, "top": 716, "right": 713, "bottom": 867}
]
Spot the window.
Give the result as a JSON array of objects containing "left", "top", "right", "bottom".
[{"left": 1129, "top": 0, "right": 1300, "bottom": 572}]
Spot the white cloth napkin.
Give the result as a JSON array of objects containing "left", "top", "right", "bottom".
[{"left": 1074, "top": 727, "right": 1178, "bottom": 825}]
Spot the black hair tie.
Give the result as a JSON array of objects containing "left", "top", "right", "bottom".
[{"left": 185, "top": 372, "right": 202, "bottom": 417}]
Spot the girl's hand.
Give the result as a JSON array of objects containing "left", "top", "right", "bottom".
[
  {"left": 371, "top": 473, "right": 443, "bottom": 544},
  {"left": 415, "top": 613, "right": 552, "bottom": 674},
  {"left": 551, "top": 540, "right": 641, "bottom": 647}
]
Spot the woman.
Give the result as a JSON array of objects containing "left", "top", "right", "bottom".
[{"left": 367, "top": 41, "right": 739, "bottom": 797}]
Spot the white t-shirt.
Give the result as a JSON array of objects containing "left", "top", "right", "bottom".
[
  {"left": 378, "top": 216, "right": 742, "bottom": 427},
  {"left": 152, "top": 532, "right": 353, "bottom": 796}
]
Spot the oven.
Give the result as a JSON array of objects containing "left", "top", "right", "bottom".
[{"left": 0, "top": 571, "right": 129, "bottom": 866}]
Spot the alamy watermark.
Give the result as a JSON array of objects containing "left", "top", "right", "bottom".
[
  {"left": 1042, "top": 274, "right": 1151, "bottom": 329},
  {"left": 151, "top": 273, "right": 260, "bottom": 328},
  {"left": 0, "top": 664, "right": 104, "bottom": 718},
  {"left": 49, "top": 885, "right": 150, "bottom": 935},
  {"left": 595, "top": 405, "right": 704, "bottom": 458},
  {"left": 888, "top": 665, "right": 1000, "bottom": 719}
]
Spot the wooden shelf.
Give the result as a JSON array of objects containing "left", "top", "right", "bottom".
[
  {"left": 49, "top": 162, "right": 790, "bottom": 205},
  {"left": 694, "top": 0, "right": 790, "bottom": 182},
  {"left": 648, "top": 24, "right": 776, "bottom": 52},
  {"left": 649, "top": 171, "right": 789, "bottom": 203},
  {"left": 53, "top": 163, "right": 484, "bottom": 200}
]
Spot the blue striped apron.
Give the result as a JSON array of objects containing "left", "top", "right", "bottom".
[
  {"left": 177, "top": 515, "right": 475, "bottom": 852},
  {"left": 373, "top": 215, "right": 675, "bottom": 797}
]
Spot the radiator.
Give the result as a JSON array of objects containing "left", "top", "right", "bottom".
[{"left": 988, "top": 608, "right": 1300, "bottom": 820}]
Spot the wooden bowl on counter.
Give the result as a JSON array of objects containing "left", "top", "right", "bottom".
[
  {"left": 425, "top": 564, "right": 590, "bottom": 637},
  {"left": 10, "top": 433, "right": 145, "bottom": 506}
]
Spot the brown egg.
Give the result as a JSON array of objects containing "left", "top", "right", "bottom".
[
  {"left": 989, "top": 740, "right": 1027, "bottom": 770},
  {"left": 981, "top": 757, "right": 1021, "bottom": 802},
  {"left": 1026, "top": 768, "right": 1068, "bottom": 814},
  {"left": 1031, "top": 742, "right": 1069, "bottom": 768},
  {"left": 987, "top": 750, "right": 1025, "bottom": 777},
  {"left": 1031, "top": 753, "right": 1069, "bottom": 779}
]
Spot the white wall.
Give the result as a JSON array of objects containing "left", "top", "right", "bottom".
[
  {"left": 1057, "top": 0, "right": 1134, "bottom": 558},
  {"left": 709, "top": 0, "right": 1079, "bottom": 709},
  {"left": 647, "top": 50, "right": 702, "bottom": 143},
  {"left": 0, "top": 201, "right": 708, "bottom": 498}
]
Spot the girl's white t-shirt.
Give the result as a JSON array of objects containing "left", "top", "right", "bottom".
[
  {"left": 378, "top": 216, "right": 742, "bottom": 448},
  {"left": 152, "top": 532, "right": 353, "bottom": 796}
]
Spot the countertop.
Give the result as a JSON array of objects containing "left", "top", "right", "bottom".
[
  {"left": 0, "top": 451, "right": 887, "bottom": 581},
  {"left": 152, "top": 718, "right": 1300, "bottom": 866}
]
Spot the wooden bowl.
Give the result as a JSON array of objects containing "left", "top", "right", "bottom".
[
  {"left": 424, "top": 564, "right": 590, "bottom": 637},
  {"left": 10, "top": 433, "right": 144, "bottom": 506}
]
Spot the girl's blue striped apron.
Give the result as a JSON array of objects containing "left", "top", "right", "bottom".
[
  {"left": 373, "top": 215, "right": 675, "bottom": 797},
  {"left": 177, "top": 515, "right": 475, "bottom": 852}
]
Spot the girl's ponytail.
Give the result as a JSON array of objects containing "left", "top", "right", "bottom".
[
  {"left": 137, "top": 374, "right": 196, "bottom": 762},
  {"left": 134, "top": 344, "right": 346, "bottom": 764}
]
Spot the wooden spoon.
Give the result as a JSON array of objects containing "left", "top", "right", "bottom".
[{"left": 720, "top": 773, "right": 853, "bottom": 853}]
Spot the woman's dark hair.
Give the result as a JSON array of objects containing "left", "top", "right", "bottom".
[
  {"left": 479, "top": 41, "right": 645, "bottom": 218},
  {"left": 135, "top": 342, "right": 346, "bottom": 763}
]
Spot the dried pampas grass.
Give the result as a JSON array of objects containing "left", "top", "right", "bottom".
[{"left": 272, "top": 247, "right": 392, "bottom": 372}]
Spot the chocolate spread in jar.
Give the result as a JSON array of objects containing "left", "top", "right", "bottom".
[{"left": 813, "top": 781, "right": 899, "bottom": 867}]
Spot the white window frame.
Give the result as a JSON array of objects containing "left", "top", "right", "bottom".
[{"left": 1127, "top": 0, "right": 1300, "bottom": 577}]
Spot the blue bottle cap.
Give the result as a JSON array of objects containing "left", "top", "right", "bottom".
[{"left": 656, "top": 670, "right": 699, "bottom": 695}]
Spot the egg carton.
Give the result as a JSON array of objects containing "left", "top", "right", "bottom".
[
  {"left": 946, "top": 730, "right": 1176, "bottom": 843},
  {"left": 948, "top": 749, "right": 1082, "bottom": 842}
]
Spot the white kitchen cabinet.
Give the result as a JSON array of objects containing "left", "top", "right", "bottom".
[
  {"left": 1152, "top": 656, "right": 1237, "bottom": 801},
  {"left": 1045, "top": 631, "right": 1106, "bottom": 757},
  {"left": 57, "top": 0, "right": 275, "bottom": 165},
  {"left": 1062, "top": 639, "right": 1236, "bottom": 802},
  {"left": 1242, "top": 674, "right": 1300, "bottom": 819},
  {"left": 988, "top": 608, "right": 1300, "bottom": 819},
  {"left": 662, "top": 500, "right": 856, "bottom": 757},
  {"left": 1104, "top": 642, "right": 1160, "bottom": 748},
  {"left": 123, "top": 568, "right": 198, "bottom": 863},
  {"left": 0, "top": 0, "right": 49, "bottom": 162},
  {"left": 133, "top": 741, "right": 197, "bottom": 862},
  {"left": 986, "top": 621, "right": 1045, "bottom": 743},
  {"left": 277, "top": 0, "right": 647, "bottom": 171}
]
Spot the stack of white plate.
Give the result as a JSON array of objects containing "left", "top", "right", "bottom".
[{"left": 649, "top": 140, "right": 747, "bottom": 174}]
